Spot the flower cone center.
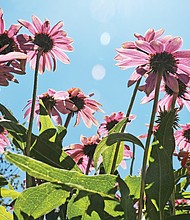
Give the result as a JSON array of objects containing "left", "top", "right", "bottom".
[
  {"left": 183, "top": 129, "right": 190, "bottom": 142},
  {"left": 83, "top": 144, "right": 97, "bottom": 158},
  {"left": 34, "top": 34, "right": 53, "bottom": 52},
  {"left": 70, "top": 96, "right": 85, "bottom": 112},
  {"left": 106, "top": 120, "right": 119, "bottom": 131},
  {"left": 0, "top": 33, "right": 15, "bottom": 54},
  {"left": 150, "top": 52, "right": 176, "bottom": 73}
]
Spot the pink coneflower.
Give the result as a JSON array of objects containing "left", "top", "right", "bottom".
[
  {"left": 0, "top": 125, "right": 10, "bottom": 153},
  {"left": 65, "top": 134, "right": 101, "bottom": 174},
  {"left": 141, "top": 79, "right": 190, "bottom": 112},
  {"left": 66, "top": 88, "right": 103, "bottom": 128},
  {"left": 98, "top": 111, "right": 135, "bottom": 137},
  {"left": 0, "top": 52, "right": 27, "bottom": 86},
  {"left": 174, "top": 124, "right": 190, "bottom": 152},
  {"left": 24, "top": 88, "right": 77, "bottom": 125},
  {"left": 115, "top": 30, "right": 190, "bottom": 96},
  {"left": 0, "top": 8, "right": 27, "bottom": 85},
  {"left": 18, "top": 15, "right": 74, "bottom": 73}
]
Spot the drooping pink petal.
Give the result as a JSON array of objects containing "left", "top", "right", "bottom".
[
  {"left": 0, "top": 8, "right": 4, "bottom": 34},
  {"left": 51, "top": 107, "right": 62, "bottom": 125},
  {"left": 164, "top": 74, "right": 179, "bottom": 93},
  {"left": 150, "top": 40, "right": 164, "bottom": 53},
  {"left": 177, "top": 64, "right": 190, "bottom": 76},
  {"left": 128, "top": 68, "right": 146, "bottom": 87},
  {"left": 165, "top": 37, "right": 182, "bottom": 53},
  {"left": 52, "top": 48, "right": 70, "bottom": 64},
  {"left": 42, "top": 20, "right": 50, "bottom": 34},
  {"left": 135, "top": 40, "right": 156, "bottom": 54},
  {"left": 49, "top": 21, "right": 64, "bottom": 36},
  {"left": 7, "top": 24, "right": 22, "bottom": 38},
  {"left": 0, "top": 52, "right": 27, "bottom": 63},
  {"left": 18, "top": 19, "right": 36, "bottom": 35},
  {"left": 32, "top": 15, "right": 43, "bottom": 33},
  {"left": 173, "top": 50, "right": 190, "bottom": 58}
]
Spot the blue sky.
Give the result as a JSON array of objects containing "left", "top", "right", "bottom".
[{"left": 1, "top": 0, "right": 190, "bottom": 174}]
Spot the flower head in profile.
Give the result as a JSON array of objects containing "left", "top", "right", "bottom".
[
  {"left": 0, "top": 125, "right": 10, "bottom": 153},
  {"left": 66, "top": 88, "right": 103, "bottom": 128},
  {"left": 174, "top": 123, "right": 190, "bottom": 152},
  {"left": 24, "top": 88, "right": 76, "bottom": 125},
  {"left": 65, "top": 134, "right": 101, "bottom": 174},
  {"left": 18, "top": 15, "right": 74, "bottom": 73},
  {"left": 0, "top": 8, "right": 27, "bottom": 85},
  {"left": 115, "top": 29, "right": 190, "bottom": 96},
  {"left": 98, "top": 111, "right": 135, "bottom": 137},
  {"left": 141, "top": 79, "right": 190, "bottom": 112}
]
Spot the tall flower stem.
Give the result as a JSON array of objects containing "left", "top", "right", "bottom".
[
  {"left": 138, "top": 71, "right": 163, "bottom": 220},
  {"left": 111, "top": 79, "right": 141, "bottom": 174},
  {"left": 130, "top": 143, "right": 136, "bottom": 176},
  {"left": 85, "top": 156, "right": 93, "bottom": 175},
  {"left": 64, "top": 112, "right": 74, "bottom": 129},
  {"left": 25, "top": 49, "right": 42, "bottom": 188}
]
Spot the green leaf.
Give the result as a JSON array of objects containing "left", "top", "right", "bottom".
[
  {"left": 117, "top": 177, "right": 136, "bottom": 220},
  {"left": 67, "top": 190, "right": 124, "bottom": 219},
  {"left": 55, "top": 125, "right": 67, "bottom": 147},
  {"left": 0, "top": 119, "right": 28, "bottom": 150},
  {"left": 106, "top": 133, "right": 144, "bottom": 149},
  {"left": 0, "top": 206, "right": 13, "bottom": 220},
  {"left": 39, "top": 100, "right": 57, "bottom": 142},
  {"left": 0, "top": 103, "right": 18, "bottom": 122},
  {"left": 155, "top": 110, "right": 176, "bottom": 157},
  {"left": 102, "top": 141, "right": 124, "bottom": 174},
  {"left": 30, "top": 132, "right": 81, "bottom": 171},
  {"left": 0, "top": 176, "right": 8, "bottom": 187},
  {"left": 174, "top": 168, "right": 187, "bottom": 184},
  {"left": 145, "top": 140, "right": 174, "bottom": 212},
  {"left": 5, "top": 152, "right": 119, "bottom": 199},
  {"left": 93, "top": 117, "right": 128, "bottom": 174},
  {"left": 0, "top": 188, "right": 20, "bottom": 200},
  {"left": 124, "top": 175, "right": 141, "bottom": 199},
  {"left": 13, "top": 182, "right": 71, "bottom": 220},
  {"left": 165, "top": 214, "right": 190, "bottom": 220}
]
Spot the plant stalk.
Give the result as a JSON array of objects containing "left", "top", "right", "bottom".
[
  {"left": 138, "top": 72, "right": 163, "bottom": 220},
  {"left": 111, "top": 79, "right": 141, "bottom": 174},
  {"left": 25, "top": 49, "right": 42, "bottom": 188}
]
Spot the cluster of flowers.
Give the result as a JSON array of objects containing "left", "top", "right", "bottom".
[
  {"left": 115, "top": 28, "right": 190, "bottom": 174},
  {"left": 0, "top": 8, "right": 190, "bottom": 201}
]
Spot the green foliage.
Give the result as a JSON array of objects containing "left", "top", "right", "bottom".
[
  {"left": 13, "top": 182, "right": 71, "bottom": 220},
  {"left": 67, "top": 191, "right": 124, "bottom": 219},
  {"left": 5, "top": 152, "right": 119, "bottom": 199},
  {"left": 124, "top": 175, "right": 141, "bottom": 199},
  {"left": 0, "top": 188, "right": 20, "bottom": 200},
  {"left": 0, "top": 206, "right": 13, "bottom": 220}
]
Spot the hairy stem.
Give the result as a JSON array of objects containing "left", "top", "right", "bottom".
[
  {"left": 111, "top": 79, "right": 141, "bottom": 174},
  {"left": 138, "top": 72, "right": 163, "bottom": 220},
  {"left": 130, "top": 143, "right": 136, "bottom": 176},
  {"left": 64, "top": 112, "right": 74, "bottom": 129},
  {"left": 25, "top": 49, "right": 42, "bottom": 188}
]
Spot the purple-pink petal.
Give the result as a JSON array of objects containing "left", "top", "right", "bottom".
[
  {"left": 165, "top": 37, "right": 182, "bottom": 53},
  {"left": 18, "top": 19, "right": 36, "bottom": 35}
]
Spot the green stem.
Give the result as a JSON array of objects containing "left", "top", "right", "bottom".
[
  {"left": 110, "top": 79, "right": 141, "bottom": 174},
  {"left": 130, "top": 143, "right": 136, "bottom": 176},
  {"left": 138, "top": 71, "right": 163, "bottom": 220},
  {"left": 25, "top": 49, "right": 42, "bottom": 188},
  {"left": 64, "top": 112, "right": 73, "bottom": 129},
  {"left": 85, "top": 156, "right": 93, "bottom": 175}
]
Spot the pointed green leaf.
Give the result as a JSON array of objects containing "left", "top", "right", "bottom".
[
  {"left": 0, "top": 119, "right": 28, "bottom": 150},
  {"left": 106, "top": 133, "right": 144, "bottom": 148},
  {"left": 0, "top": 188, "right": 20, "bottom": 200},
  {"left": 0, "top": 176, "right": 8, "bottom": 187},
  {"left": 55, "top": 125, "right": 67, "bottom": 147},
  {"left": 93, "top": 117, "right": 128, "bottom": 173},
  {"left": 0, "top": 206, "right": 13, "bottom": 220},
  {"left": 0, "top": 103, "right": 18, "bottom": 122},
  {"left": 155, "top": 110, "right": 176, "bottom": 157},
  {"left": 30, "top": 133, "right": 81, "bottom": 171},
  {"left": 124, "top": 175, "right": 141, "bottom": 199},
  {"left": 67, "top": 191, "right": 124, "bottom": 219},
  {"left": 14, "top": 182, "right": 71, "bottom": 220},
  {"left": 39, "top": 100, "right": 57, "bottom": 142},
  {"left": 117, "top": 177, "right": 136, "bottom": 220},
  {"left": 145, "top": 140, "right": 174, "bottom": 212},
  {"left": 5, "top": 152, "right": 119, "bottom": 199}
]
